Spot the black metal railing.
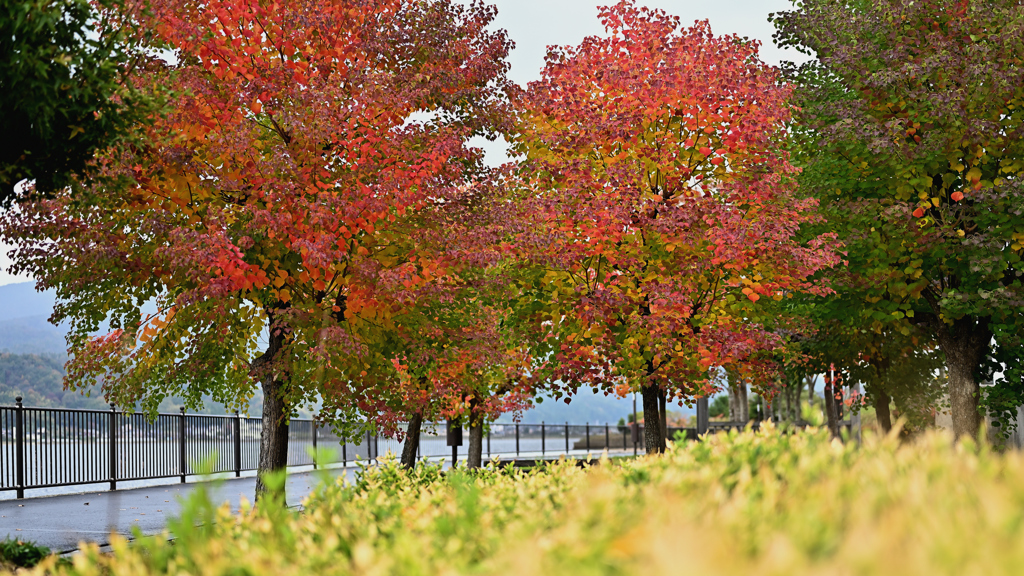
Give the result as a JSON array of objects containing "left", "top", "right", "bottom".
[
  {"left": 1, "top": 398, "right": 376, "bottom": 499},
  {"left": 2, "top": 398, "right": 846, "bottom": 499}
]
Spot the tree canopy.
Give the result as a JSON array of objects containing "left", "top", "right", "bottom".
[
  {"left": 772, "top": 0, "right": 1024, "bottom": 437},
  {"left": 513, "top": 0, "right": 839, "bottom": 452}
]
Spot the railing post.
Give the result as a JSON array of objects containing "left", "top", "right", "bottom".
[
  {"left": 586, "top": 423, "right": 590, "bottom": 452},
  {"left": 564, "top": 422, "right": 569, "bottom": 454},
  {"left": 696, "top": 396, "right": 709, "bottom": 436},
  {"left": 14, "top": 397, "right": 24, "bottom": 499},
  {"left": 109, "top": 403, "right": 118, "bottom": 491},
  {"left": 312, "top": 419, "right": 318, "bottom": 470},
  {"left": 541, "top": 421, "right": 545, "bottom": 456},
  {"left": 374, "top": 433, "right": 378, "bottom": 461},
  {"left": 233, "top": 411, "right": 241, "bottom": 477},
  {"left": 515, "top": 423, "right": 520, "bottom": 457},
  {"left": 365, "top": 430, "right": 371, "bottom": 461},
  {"left": 605, "top": 423, "right": 609, "bottom": 452},
  {"left": 446, "top": 419, "right": 462, "bottom": 466},
  {"left": 487, "top": 427, "right": 491, "bottom": 458},
  {"left": 342, "top": 435, "right": 347, "bottom": 466},
  {"left": 179, "top": 407, "right": 187, "bottom": 483}
]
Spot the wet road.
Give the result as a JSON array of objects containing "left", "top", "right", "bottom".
[
  {"left": 0, "top": 466, "right": 358, "bottom": 553},
  {"left": 0, "top": 448, "right": 628, "bottom": 554}
]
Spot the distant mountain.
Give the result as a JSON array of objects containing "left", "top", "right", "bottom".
[
  {"left": 0, "top": 351, "right": 264, "bottom": 414},
  {"left": 0, "top": 314, "right": 67, "bottom": 354},
  {"left": 0, "top": 281, "right": 57, "bottom": 321},
  {"left": 0, "top": 282, "right": 66, "bottom": 355},
  {"left": 503, "top": 387, "right": 696, "bottom": 425},
  {"left": 0, "top": 352, "right": 107, "bottom": 409}
]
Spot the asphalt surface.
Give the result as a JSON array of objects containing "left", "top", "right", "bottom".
[
  {"left": 0, "top": 466, "right": 358, "bottom": 553},
  {"left": 0, "top": 449, "right": 628, "bottom": 554}
]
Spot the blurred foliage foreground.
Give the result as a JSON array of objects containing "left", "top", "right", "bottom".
[{"left": 15, "top": 424, "right": 1024, "bottom": 576}]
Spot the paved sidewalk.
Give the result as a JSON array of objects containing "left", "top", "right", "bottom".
[
  {"left": 0, "top": 467, "right": 357, "bottom": 553},
  {"left": 0, "top": 450, "right": 630, "bottom": 554}
]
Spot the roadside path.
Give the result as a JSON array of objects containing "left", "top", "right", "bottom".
[
  {"left": 0, "top": 466, "right": 357, "bottom": 553},
  {"left": 0, "top": 448, "right": 628, "bottom": 554}
]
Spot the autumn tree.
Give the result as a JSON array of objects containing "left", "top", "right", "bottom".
[
  {"left": 3, "top": 0, "right": 515, "bottom": 499},
  {"left": 773, "top": 0, "right": 1024, "bottom": 438},
  {"left": 513, "top": 0, "right": 839, "bottom": 453}
]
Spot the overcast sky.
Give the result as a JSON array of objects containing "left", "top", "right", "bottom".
[
  {"left": 469, "top": 0, "right": 804, "bottom": 85},
  {"left": 0, "top": 0, "right": 805, "bottom": 287}
]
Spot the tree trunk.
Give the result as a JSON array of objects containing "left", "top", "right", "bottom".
[
  {"left": 947, "top": 353, "right": 983, "bottom": 439},
  {"left": 659, "top": 389, "right": 667, "bottom": 440},
  {"left": 873, "top": 386, "right": 892, "bottom": 434},
  {"left": 641, "top": 384, "right": 664, "bottom": 454},
  {"left": 790, "top": 379, "right": 798, "bottom": 420},
  {"left": 726, "top": 369, "right": 743, "bottom": 421},
  {"left": 806, "top": 375, "right": 816, "bottom": 413},
  {"left": 400, "top": 412, "right": 423, "bottom": 469},
  {"left": 932, "top": 316, "right": 991, "bottom": 439},
  {"left": 739, "top": 380, "right": 749, "bottom": 422},
  {"left": 255, "top": 375, "right": 289, "bottom": 503},
  {"left": 467, "top": 415, "right": 483, "bottom": 468},
  {"left": 824, "top": 379, "right": 839, "bottom": 439},
  {"left": 254, "top": 323, "right": 288, "bottom": 504}
]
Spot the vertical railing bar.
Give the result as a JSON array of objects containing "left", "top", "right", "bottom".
[
  {"left": 179, "top": 408, "right": 187, "bottom": 482},
  {"left": 30, "top": 409, "right": 36, "bottom": 489},
  {"left": 541, "top": 422, "right": 545, "bottom": 457},
  {"left": 586, "top": 423, "right": 590, "bottom": 452},
  {"left": 312, "top": 418, "right": 317, "bottom": 470},
  {"left": 63, "top": 411, "right": 68, "bottom": 486},
  {"left": 37, "top": 410, "right": 42, "bottom": 488},
  {"left": 84, "top": 411, "right": 90, "bottom": 484},
  {"left": 84, "top": 409, "right": 89, "bottom": 481},
  {"left": 565, "top": 422, "right": 569, "bottom": 454},
  {"left": 15, "top": 398, "right": 24, "bottom": 498},
  {"left": 95, "top": 412, "right": 100, "bottom": 483},
  {"left": 234, "top": 411, "right": 241, "bottom": 477},
  {"left": 44, "top": 411, "right": 50, "bottom": 487},
  {"left": 516, "top": 423, "right": 519, "bottom": 457},
  {"left": 45, "top": 411, "right": 51, "bottom": 487},
  {"left": 109, "top": 404, "right": 117, "bottom": 491}
]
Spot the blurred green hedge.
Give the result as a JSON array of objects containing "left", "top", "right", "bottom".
[{"left": 17, "top": 424, "right": 1024, "bottom": 575}]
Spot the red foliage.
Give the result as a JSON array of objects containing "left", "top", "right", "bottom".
[{"left": 514, "top": 1, "right": 839, "bottom": 403}]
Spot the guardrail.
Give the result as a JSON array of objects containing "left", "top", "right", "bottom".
[{"left": 1, "top": 397, "right": 846, "bottom": 499}]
